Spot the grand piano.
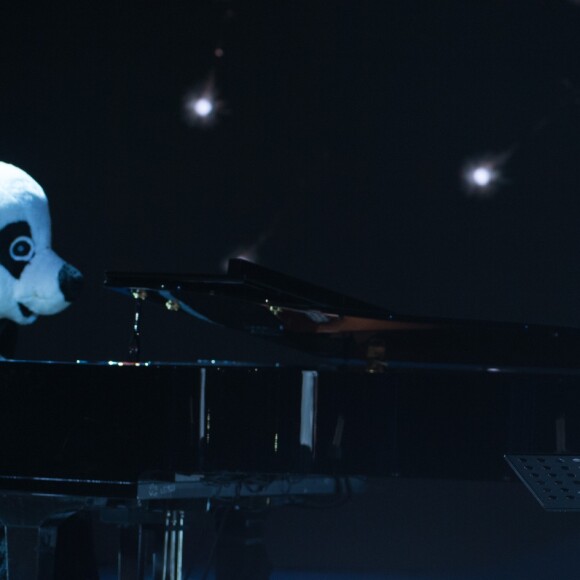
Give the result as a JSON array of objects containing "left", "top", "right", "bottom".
[{"left": 1, "top": 258, "right": 580, "bottom": 579}]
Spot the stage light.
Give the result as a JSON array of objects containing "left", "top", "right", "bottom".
[
  {"left": 183, "top": 83, "right": 222, "bottom": 126},
  {"left": 461, "top": 152, "right": 511, "bottom": 196},
  {"left": 192, "top": 97, "right": 213, "bottom": 118},
  {"left": 471, "top": 166, "right": 493, "bottom": 187},
  {"left": 184, "top": 92, "right": 217, "bottom": 124},
  {"left": 462, "top": 162, "right": 499, "bottom": 194}
]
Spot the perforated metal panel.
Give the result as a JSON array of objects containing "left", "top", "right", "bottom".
[{"left": 505, "top": 454, "right": 580, "bottom": 511}]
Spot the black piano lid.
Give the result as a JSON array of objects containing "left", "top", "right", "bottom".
[
  {"left": 105, "top": 258, "right": 381, "bottom": 315},
  {"left": 104, "top": 258, "right": 580, "bottom": 370}
]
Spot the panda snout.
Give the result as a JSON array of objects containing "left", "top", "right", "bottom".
[{"left": 58, "top": 263, "right": 83, "bottom": 302}]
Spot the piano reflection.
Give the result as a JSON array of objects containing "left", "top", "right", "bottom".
[{"left": 1, "top": 258, "right": 580, "bottom": 579}]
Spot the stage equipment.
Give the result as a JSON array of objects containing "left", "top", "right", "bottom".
[{"left": 1, "top": 259, "right": 580, "bottom": 578}]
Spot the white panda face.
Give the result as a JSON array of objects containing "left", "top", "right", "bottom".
[{"left": 0, "top": 162, "right": 82, "bottom": 325}]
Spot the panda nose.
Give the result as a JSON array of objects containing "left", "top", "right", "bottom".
[{"left": 59, "top": 263, "right": 84, "bottom": 302}]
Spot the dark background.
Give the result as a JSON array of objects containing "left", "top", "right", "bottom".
[
  {"left": 2, "top": 1, "right": 580, "bottom": 578},
  {"left": 1, "top": 0, "right": 580, "bottom": 362}
]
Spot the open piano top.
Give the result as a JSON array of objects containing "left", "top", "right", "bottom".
[{"left": 105, "top": 257, "right": 580, "bottom": 373}]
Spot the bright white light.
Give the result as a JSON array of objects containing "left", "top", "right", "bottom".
[
  {"left": 220, "top": 230, "right": 273, "bottom": 271},
  {"left": 461, "top": 151, "right": 511, "bottom": 196},
  {"left": 183, "top": 87, "right": 220, "bottom": 126},
  {"left": 472, "top": 166, "right": 493, "bottom": 187},
  {"left": 193, "top": 98, "right": 213, "bottom": 117},
  {"left": 221, "top": 246, "right": 259, "bottom": 271},
  {"left": 463, "top": 162, "right": 499, "bottom": 194}
]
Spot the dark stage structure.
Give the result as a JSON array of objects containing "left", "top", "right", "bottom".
[{"left": 1, "top": 260, "right": 580, "bottom": 578}]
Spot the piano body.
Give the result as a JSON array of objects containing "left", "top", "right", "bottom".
[{"left": 1, "top": 258, "right": 580, "bottom": 578}]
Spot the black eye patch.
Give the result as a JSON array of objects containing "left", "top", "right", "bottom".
[{"left": 0, "top": 221, "right": 35, "bottom": 279}]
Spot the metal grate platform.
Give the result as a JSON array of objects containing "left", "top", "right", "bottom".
[{"left": 505, "top": 454, "right": 580, "bottom": 511}]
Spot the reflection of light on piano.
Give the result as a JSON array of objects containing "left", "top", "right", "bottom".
[
  {"left": 300, "top": 371, "right": 318, "bottom": 452},
  {"left": 206, "top": 410, "right": 211, "bottom": 445},
  {"left": 221, "top": 229, "right": 274, "bottom": 271},
  {"left": 235, "top": 250, "right": 257, "bottom": 263},
  {"left": 165, "top": 299, "right": 180, "bottom": 311},
  {"left": 221, "top": 247, "right": 259, "bottom": 271},
  {"left": 274, "top": 432, "right": 279, "bottom": 453},
  {"left": 107, "top": 361, "right": 151, "bottom": 367},
  {"left": 306, "top": 310, "right": 331, "bottom": 323},
  {"left": 199, "top": 368, "right": 207, "bottom": 443}
]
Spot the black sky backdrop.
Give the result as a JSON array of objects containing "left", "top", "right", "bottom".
[{"left": 1, "top": 0, "right": 580, "bottom": 362}]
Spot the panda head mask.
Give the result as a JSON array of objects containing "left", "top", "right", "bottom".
[{"left": 0, "top": 161, "right": 82, "bottom": 325}]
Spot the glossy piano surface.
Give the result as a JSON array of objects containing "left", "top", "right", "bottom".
[
  {"left": 106, "top": 258, "right": 580, "bottom": 370},
  {"left": 104, "top": 259, "right": 580, "bottom": 484},
  {"left": 0, "top": 360, "right": 196, "bottom": 494},
  {"left": 1, "top": 357, "right": 579, "bottom": 490},
  {"left": 1, "top": 259, "right": 579, "bottom": 494}
]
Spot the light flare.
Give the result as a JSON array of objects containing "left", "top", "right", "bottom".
[
  {"left": 183, "top": 79, "right": 222, "bottom": 127},
  {"left": 461, "top": 151, "right": 511, "bottom": 196},
  {"left": 192, "top": 97, "right": 213, "bottom": 118}
]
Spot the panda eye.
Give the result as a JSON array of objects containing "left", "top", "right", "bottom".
[{"left": 9, "top": 236, "right": 35, "bottom": 261}]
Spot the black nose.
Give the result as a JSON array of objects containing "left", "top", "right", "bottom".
[{"left": 59, "top": 263, "right": 83, "bottom": 302}]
